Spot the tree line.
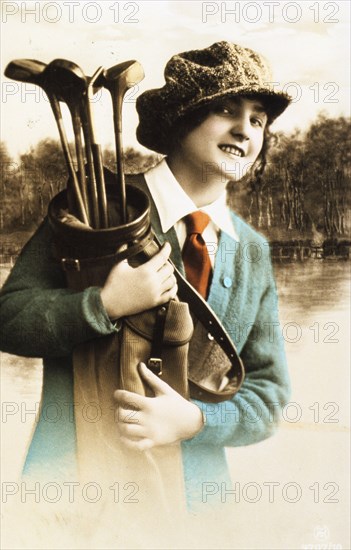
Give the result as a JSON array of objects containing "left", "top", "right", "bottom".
[
  {"left": 232, "top": 114, "right": 350, "bottom": 242},
  {"left": 1, "top": 114, "right": 350, "bottom": 242}
]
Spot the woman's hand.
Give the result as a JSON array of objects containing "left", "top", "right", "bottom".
[
  {"left": 114, "top": 363, "right": 204, "bottom": 450},
  {"left": 100, "top": 242, "right": 177, "bottom": 319}
]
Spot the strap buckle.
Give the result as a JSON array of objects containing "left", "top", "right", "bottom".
[
  {"left": 148, "top": 358, "right": 163, "bottom": 376},
  {"left": 61, "top": 258, "right": 80, "bottom": 272}
]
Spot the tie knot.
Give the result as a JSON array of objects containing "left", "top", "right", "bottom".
[{"left": 184, "top": 211, "right": 210, "bottom": 235}]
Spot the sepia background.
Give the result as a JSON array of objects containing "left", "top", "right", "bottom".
[{"left": 1, "top": 1, "right": 350, "bottom": 548}]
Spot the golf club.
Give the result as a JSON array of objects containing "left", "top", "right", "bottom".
[
  {"left": 85, "top": 67, "right": 108, "bottom": 228},
  {"left": 45, "top": 58, "right": 91, "bottom": 224},
  {"left": 4, "top": 58, "right": 88, "bottom": 224},
  {"left": 77, "top": 70, "right": 101, "bottom": 229},
  {"left": 102, "top": 60, "right": 144, "bottom": 224}
]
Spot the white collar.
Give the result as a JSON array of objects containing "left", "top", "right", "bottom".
[{"left": 144, "top": 158, "right": 239, "bottom": 241}]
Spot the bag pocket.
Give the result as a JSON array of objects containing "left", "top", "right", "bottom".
[{"left": 120, "top": 299, "right": 193, "bottom": 398}]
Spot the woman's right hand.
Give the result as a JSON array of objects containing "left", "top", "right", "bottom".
[{"left": 100, "top": 242, "right": 177, "bottom": 319}]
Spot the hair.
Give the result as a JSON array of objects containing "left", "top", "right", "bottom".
[{"left": 165, "top": 96, "right": 273, "bottom": 185}]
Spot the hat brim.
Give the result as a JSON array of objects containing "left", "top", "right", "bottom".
[
  {"left": 136, "top": 86, "right": 291, "bottom": 155},
  {"left": 174, "top": 87, "right": 291, "bottom": 126}
]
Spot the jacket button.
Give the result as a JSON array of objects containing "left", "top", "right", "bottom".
[{"left": 223, "top": 276, "right": 233, "bottom": 288}]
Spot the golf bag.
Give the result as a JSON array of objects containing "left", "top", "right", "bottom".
[{"left": 48, "top": 169, "right": 245, "bottom": 511}]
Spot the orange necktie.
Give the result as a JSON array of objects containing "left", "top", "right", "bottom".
[{"left": 182, "top": 211, "right": 212, "bottom": 299}]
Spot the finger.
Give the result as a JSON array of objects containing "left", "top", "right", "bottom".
[
  {"left": 160, "top": 273, "right": 177, "bottom": 294},
  {"left": 117, "top": 406, "right": 141, "bottom": 424},
  {"left": 119, "top": 435, "right": 154, "bottom": 452},
  {"left": 157, "top": 261, "right": 174, "bottom": 282},
  {"left": 159, "top": 283, "right": 178, "bottom": 303},
  {"left": 138, "top": 362, "right": 174, "bottom": 396},
  {"left": 118, "top": 422, "right": 145, "bottom": 438},
  {"left": 145, "top": 242, "right": 172, "bottom": 271},
  {"left": 113, "top": 389, "right": 147, "bottom": 410}
]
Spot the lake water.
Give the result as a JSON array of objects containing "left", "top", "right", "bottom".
[{"left": 1, "top": 260, "right": 350, "bottom": 549}]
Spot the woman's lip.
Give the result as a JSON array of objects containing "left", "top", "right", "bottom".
[{"left": 218, "top": 144, "right": 245, "bottom": 157}]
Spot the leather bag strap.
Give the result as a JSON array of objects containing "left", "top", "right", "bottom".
[{"left": 150, "top": 234, "right": 245, "bottom": 401}]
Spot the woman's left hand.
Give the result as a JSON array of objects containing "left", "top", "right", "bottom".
[{"left": 114, "top": 362, "right": 204, "bottom": 451}]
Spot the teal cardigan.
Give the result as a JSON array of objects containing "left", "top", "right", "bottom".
[{"left": 0, "top": 174, "right": 290, "bottom": 507}]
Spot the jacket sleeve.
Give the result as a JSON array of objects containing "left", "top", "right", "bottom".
[
  {"left": 185, "top": 253, "right": 290, "bottom": 448},
  {"left": 0, "top": 219, "right": 117, "bottom": 358}
]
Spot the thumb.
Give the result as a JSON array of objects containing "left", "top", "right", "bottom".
[
  {"left": 138, "top": 362, "right": 173, "bottom": 396},
  {"left": 108, "top": 256, "right": 132, "bottom": 280}
]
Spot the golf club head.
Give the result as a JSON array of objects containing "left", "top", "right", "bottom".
[
  {"left": 87, "top": 66, "right": 104, "bottom": 97},
  {"left": 88, "top": 79, "right": 103, "bottom": 96},
  {"left": 44, "top": 58, "right": 87, "bottom": 102},
  {"left": 4, "top": 58, "right": 47, "bottom": 83},
  {"left": 103, "top": 60, "right": 144, "bottom": 93}
]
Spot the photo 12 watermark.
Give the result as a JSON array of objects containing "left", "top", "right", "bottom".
[
  {"left": 1, "top": 1, "right": 141, "bottom": 24},
  {"left": 201, "top": 2, "right": 340, "bottom": 24},
  {"left": 1, "top": 480, "right": 140, "bottom": 504},
  {"left": 201, "top": 480, "right": 341, "bottom": 504}
]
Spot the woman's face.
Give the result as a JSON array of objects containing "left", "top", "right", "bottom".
[{"left": 175, "top": 97, "right": 267, "bottom": 183}]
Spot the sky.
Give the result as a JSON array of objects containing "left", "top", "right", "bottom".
[{"left": 1, "top": 0, "right": 350, "bottom": 159}]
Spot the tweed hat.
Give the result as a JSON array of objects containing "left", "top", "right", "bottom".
[{"left": 136, "top": 41, "right": 291, "bottom": 154}]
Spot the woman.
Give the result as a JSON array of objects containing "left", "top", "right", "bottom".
[{"left": 0, "top": 41, "right": 291, "bottom": 511}]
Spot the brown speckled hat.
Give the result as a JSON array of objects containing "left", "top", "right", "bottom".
[{"left": 136, "top": 41, "right": 291, "bottom": 154}]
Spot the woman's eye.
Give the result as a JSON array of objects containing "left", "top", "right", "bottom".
[
  {"left": 251, "top": 117, "right": 264, "bottom": 127},
  {"left": 213, "top": 105, "right": 231, "bottom": 115}
]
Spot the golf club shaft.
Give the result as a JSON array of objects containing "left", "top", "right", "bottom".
[
  {"left": 80, "top": 104, "right": 100, "bottom": 228},
  {"left": 48, "top": 94, "right": 89, "bottom": 224},
  {"left": 70, "top": 109, "right": 91, "bottom": 224},
  {"left": 113, "top": 94, "right": 127, "bottom": 224},
  {"left": 92, "top": 144, "right": 108, "bottom": 228},
  {"left": 86, "top": 67, "right": 108, "bottom": 228}
]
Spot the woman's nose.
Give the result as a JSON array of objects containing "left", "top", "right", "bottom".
[{"left": 230, "top": 115, "right": 250, "bottom": 141}]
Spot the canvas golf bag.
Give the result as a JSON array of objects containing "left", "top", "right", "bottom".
[{"left": 48, "top": 168, "right": 245, "bottom": 514}]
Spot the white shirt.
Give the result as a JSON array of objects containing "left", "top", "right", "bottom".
[{"left": 144, "top": 159, "right": 239, "bottom": 266}]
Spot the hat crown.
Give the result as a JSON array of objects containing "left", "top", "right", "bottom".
[{"left": 168, "top": 42, "right": 273, "bottom": 88}]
